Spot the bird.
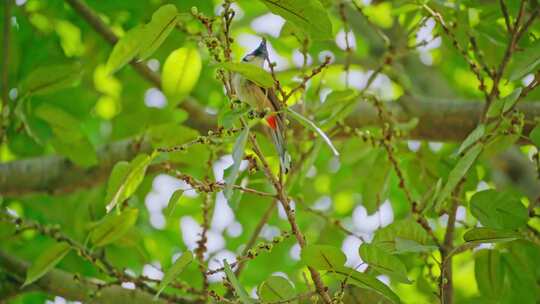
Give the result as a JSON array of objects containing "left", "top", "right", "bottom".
[{"left": 231, "top": 38, "right": 291, "bottom": 174}]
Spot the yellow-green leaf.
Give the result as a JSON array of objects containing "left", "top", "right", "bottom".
[
  {"left": 106, "top": 153, "right": 156, "bottom": 212},
  {"left": 20, "top": 63, "right": 82, "bottom": 96},
  {"left": 224, "top": 260, "right": 254, "bottom": 304},
  {"left": 456, "top": 124, "right": 485, "bottom": 155},
  {"left": 23, "top": 242, "right": 71, "bottom": 287},
  {"left": 300, "top": 244, "right": 346, "bottom": 270},
  {"left": 257, "top": 276, "right": 296, "bottom": 303},
  {"left": 218, "top": 62, "right": 274, "bottom": 88},
  {"left": 463, "top": 227, "right": 521, "bottom": 244},
  {"left": 162, "top": 47, "right": 202, "bottom": 103},
  {"left": 35, "top": 104, "right": 98, "bottom": 167},
  {"left": 486, "top": 88, "right": 522, "bottom": 118},
  {"left": 106, "top": 25, "right": 145, "bottom": 74},
  {"left": 332, "top": 266, "right": 401, "bottom": 304},
  {"left": 258, "top": 0, "right": 333, "bottom": 40},
  {"left": 529, "top": 123, "right": 540, "bottom": 147},
  {"left": 155, "top": 251, "right": 193, "bottom": 299},
  {"left": 435, "top": 143, "right": 483, "bottom": 210},
  {"left": 475, "top": 250, "right": 504, "bottom": 299},
  {"left": 224, "top": 126, "right": 249, "bottom": 200},
  {"left": 104, "top": 161, "right": 130, "bottom": 204},
  {"left": 90, "top": 208, "right": 139, "bottom": 247},
  {"left": 359, "top": 243, "right": 411, "bottom": 284},
  {"left": 138, "top": 4, "right": 179, "bottom": 60},
  {"left": 470, "top": 190, "right": 528, "bottom": 229},
  {"left": 164, "top": 189, "right": 184, "bottom": 216}
]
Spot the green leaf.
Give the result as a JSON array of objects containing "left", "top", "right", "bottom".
[
  {"left": 422, "top": 178, "right": 443, "bottom": 214},
  {"left": 138, "top": 4, "right": 179, "bottom": 60},
  {"left": 529, "top": 123, "right": 540, "bottom": 147},
  {"left": 35, "top": 104, "right": 97, "bottom": 167},
  {"left": 50, "top": 137, "right": 98, "bottom": 168},
  {"left": 332, "top": 266, "right": 401, "bottom": 304},
  {"left": 300, "top": 244, "right": 346, "bottom": 270},
  {"left": 372, "top": 219, "right": 433, "bottom": 253},
  {"left": 223, "top": 260, "right": 254, "bottom": 304},
  {"left": 106, "top": 5, "right": 179, "bottom": 74},
  {"left": 23, "top": 242, "right": 71, "bottom": 287},
  {"left": 463, "top": 227, "right": 521, "bottom": 243},
  {"left": 359, "top": 243, "right": 411, "bottom": 284},
  {"left": 162, "top": 47, "right": 202, "bottom": 103},
  {"left": 280, "top": 21, "right": 309, "bottom": 42},
  {"left": 501, "top": 241, "right": 539, "bottom": 303},
  {"left": 316, "top": 89, "right": 359, "bottom": 122},
  {"left": 286, "top": 108, "right": 339, "bottom": 156},
  {"left": 258, "top": 0, "right": 333, "bottom": 40},
  {"left": 20, "top": 63, "right": 82, "bottom": 96},
  {"left": 486, "top": 88, "right": 522, "bottom": 118},
  {"left": 218, "top": 62, "right": 274, "bottom": 88},
  {"left": 394, "top": 238, "right": 438, "bottom": 254},
  {"left": 470, "top": 190, "right": 528, "bottom": 229},
  {"left": 218, "top": 105, "right": 248, "bottom": 129},
  {"left": 362, "top": 148, "right": 391, "bottom": 214},
  {"left": 155, "top": 251, "right": 193, "bottom": 299},
  {"left": 106, "top": 153, "right": 157, "bottom": 212},
  {"left": 90, "top": 208, "right": 139, "bottom": 247},
  {"left": 164, "top": 189, "right": 184, "bottom": 216},
  {"left": 475, "top": 249, "right": 505, "bottom": 299},
  {"left": 456, "top": 124, "right": 484, "bottom": 155},
  {"left": 435, "top": 143, "right": 483, "bottom": 210},
  {"left": 224, "top": 127, "right": 249, "bottom": 200},
  {"left": 507, "top": 39, "right": 540, "bottom": 81},
  {"left": 106, "top": 25, "right": 145, "bottom": 74},
  {"left": 257, "top": 276, "right": 296, "bottom": 303},
  {"left": 104, "top": 161, "right": 130, "bottom": 205}
]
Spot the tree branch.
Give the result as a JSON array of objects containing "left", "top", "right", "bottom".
[
  {"left": 63, "top": 0, "right": 214, "bottom": 133},
  {"left": 0, "top": 250, "right": 175, "bottom": 304},
  {"left": 2, "top": 97, "right": 540, "bottom": 196}
]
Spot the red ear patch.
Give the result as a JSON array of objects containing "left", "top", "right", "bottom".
[{"left": 266, "top": 115, "right": 277, "bottom": 130}]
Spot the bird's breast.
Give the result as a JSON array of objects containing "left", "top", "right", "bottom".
[{"left": 231, "top": 74, "right": 262, "bottom": 108}]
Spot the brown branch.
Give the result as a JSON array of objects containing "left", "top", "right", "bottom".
[
  {"left": 439, "top": 182, "right": 463, "bottom": 304},
  {"left": 484, "top": 0, "right": 528, "bottom": 114},
  {"left": 499, "top": 0, "right": 513, "bottom": 34},
  {"left": 246, "top": 130, "right": 332, "bottom": 303},
  {"left": 3, "top": 97, "right": 540, "bottom": 196},
  {"left": 0, "top": 213, "right": 193, "bottom": 302},
  {"left": 0, "top": 250, "right": 183, "bottom": 304}
]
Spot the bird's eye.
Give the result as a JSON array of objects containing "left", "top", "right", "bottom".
[{"left": 243, "top": 55, "right": 252, "bottom": 62}]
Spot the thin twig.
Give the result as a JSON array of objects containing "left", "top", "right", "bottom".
[
  {"left": 245, "top": 129, "right": 332, "bottom": 303},
  {"left": 439, "top": 181, "right": 463, "bottom": 304},
  {"left": 499, "top": 0, "right": 513, "bottom": 34}
]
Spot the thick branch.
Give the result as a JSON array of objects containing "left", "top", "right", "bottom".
[
  {"left": 0, "top": 250, "right": 170, "bottom": 304},
  {"left": 347, "top": 96, "right": 540, "bottom": 142},
  {"left": 0, "top": 138, "right": 151, "bottom": 196},
  {"left": 2, "top": 97, "right": 540, "bottom": 196}
]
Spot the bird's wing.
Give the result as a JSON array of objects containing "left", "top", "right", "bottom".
[{"left": 243, "top": 81, "right": 286, "bottom": 131}]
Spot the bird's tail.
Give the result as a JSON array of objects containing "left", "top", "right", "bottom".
[{"left": 267, "top": 115, "right": 291, "bottom": 174}]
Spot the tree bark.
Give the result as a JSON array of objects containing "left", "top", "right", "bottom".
[
  {"left": 0, "top": 250, "right": 173, "bottom": 304},
  {"left": 1, "top": 97, "right": 539, "bottom": 196}
]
